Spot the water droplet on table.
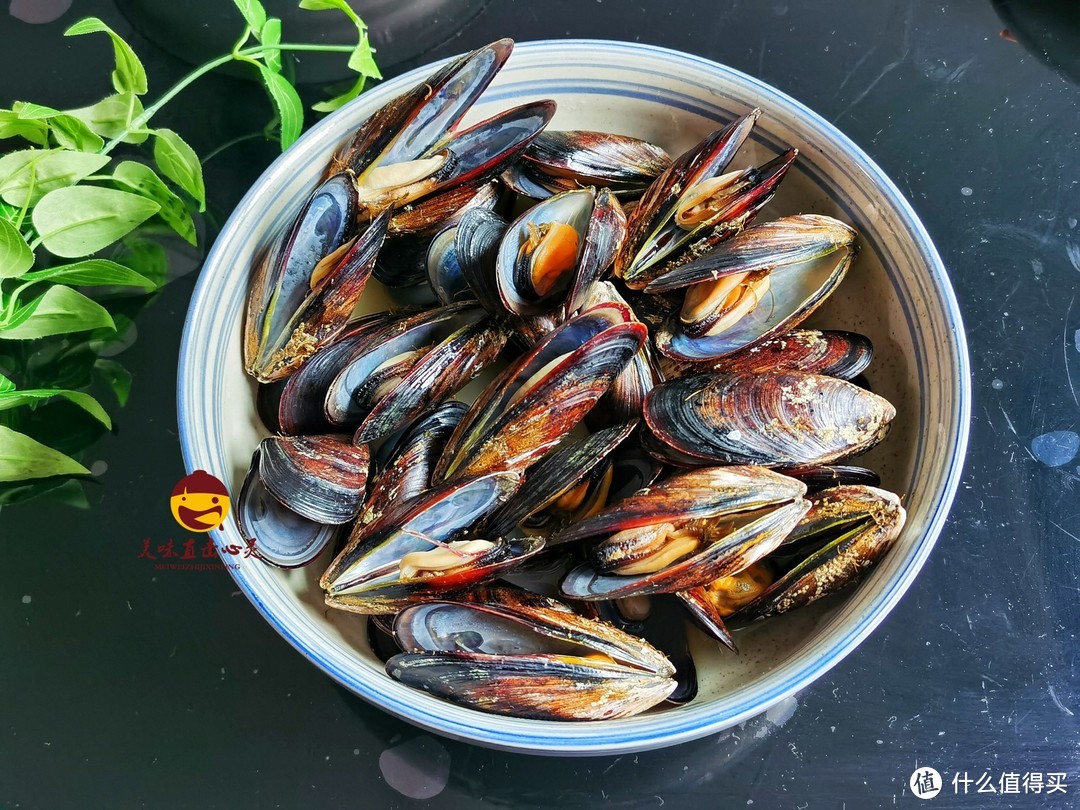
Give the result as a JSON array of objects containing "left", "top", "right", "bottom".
[
  {"left": 379, "top": 736, "right": 451, "bottom": 800},
  {"left": 991, "top": 378, "right": 1004, "bottom": 390},
  {"left": 960, "top": 187, "right": 973, "bottom": 196},
  {"left": 1030, "top": 430, "right": 1080, "bottom": 467}
]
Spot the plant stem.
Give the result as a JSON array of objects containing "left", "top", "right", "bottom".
[{"left": 99, "top": 43, "right": 355, "bottom": 155}]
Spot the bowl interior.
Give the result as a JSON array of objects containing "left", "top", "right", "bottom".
[{"left": 178, "top": 40, "right": 968, "bottom": 754}]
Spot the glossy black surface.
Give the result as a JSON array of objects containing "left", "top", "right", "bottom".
[{"left": 2, "top": 1, "right": 1078, "bottom": 807}]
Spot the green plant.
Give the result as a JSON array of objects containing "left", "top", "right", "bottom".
[{"left": 0, "top": 0, "right": 381, "bottom": 505}]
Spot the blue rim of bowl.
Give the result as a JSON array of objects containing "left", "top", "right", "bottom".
[{"left": 177, "top": 39, "right": 971, "bottom": 754}]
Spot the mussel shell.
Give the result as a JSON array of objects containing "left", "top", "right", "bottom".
[
  {"left": 736, "top": 485, "right": 905, "bottom": 620},
  {"left": 245, "top": 198, "right": 388, "bottom": 383},
  {"left": 524, "top": 130, "right": 672, "bottom": 186},
  {"left": 607, "top": 440, "right": 665, "bottom": 504},
  {"left": 640, "top": 596, "right": 699, "bottom": 702},
  {"left": 385, "top": 651, "right": 676, "bottom": 721},
  {"left": 785, "top": 464, "right": 882, "bottom": 493},
  {"left": 236, "top": 449, "right": 337, "bottom": 568},
  {"left": 435, "top": 302, "right": 646, "bottom": 483},
  {"left": 258, "top": 435, "right": 369, "bottom": 525},
  {"left": 327, "top": 536, "right": 546, "bottom": 614},
  {"left": 454, "top": 208, "right": 509, "bottom": 315},
  {"left": 567, "top": 189, "right": 629, "bottom": 313},
  {"left": 359, "top": 401, "right": 467, "bottom": 527},
  {"left": 676, "top": 587, "right": 737, "bottom": 652},
  {"left": 373, "top": 234, "right": 430, "bottom": 288},
  {"left": 324, "top": 304, "right": 488, "bottom": 426},
  {"left": 654, "top": 247, "right": 857, "bottom": 362},
  {"left": 388, "top": 181, "right": 499, "bottom": 236},
  {"left": 352, "top": 312, "right": 507, "bottom": 444},
  {"left": 321, "top": 470, "right": 522, "bottom": 595},
  {"left": 643, "top": 372, "right": 896, "bottom": 468},
  {"left": 496, "top": 188, "right": 594, "bottom": 315},
  {"left": 339, "top": 39, "right": 514, "bottom": 176},
  {"left": 667, "top": 329, "right": 873, "bottom": 380},
  {"left": 368, "top": 615, "right": 403, "bottom": 664},
  {"left": 554, "top": 465, "right": 806, "bottom": 545},
  {"left": 616, "top": 111, "right": 760, "bottom": 288},
  {"left": 426, "top": 225, "right": 474, "bottom": 305},
  {"left": 482, "top": 421, "right": 636, "bottom": 538},
  {"left": 559, "top": 497, "right": 810, "bottom": 600},
  {"left": 270, "top": 312, "right": 395, "bottom": 435}
]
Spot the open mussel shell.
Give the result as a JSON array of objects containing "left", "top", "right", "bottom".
[
  {"left": 260, "top": 312, "right": 394, "bottom": 435},
  {"left": 336, "top": 39, "right": 514, "bottom": 178},
  {"left": 244, "top": 192, "right": 389, "bottom": 383},
  {"left": 482, "top": 421, "right": 636, "bottom": 538},
  {"left": 236, "top": 449, "right": 337, "bottom": 568},
  {"left": 496, "top": 188, "right": 594, "bottom": 315},
  {"left": 258, "top": 434, "right": 369, "bottom": 525},
  {"left": 359, "top": 401, "right": 467, "bottom": 527},
  {"left": 676, "top": 587, "right": 738, "bottom": 652},
  {"left": 654, "top": 228, "right": 858, "bottom": 361},
  {"left": 373, "top": 234, "right": 431, "bottom": 288},
  {"left": 578, "top": 282, "right": 659, "bottom": 429},
  {"left": 644, "top": 371, "right": 896, "bottom": 468},
  {"left": 434, "top": 302, "right": 647, "bottom": 483},
  {"left": 616, "top": 110, "right": 760, "bottom": 289},
  {"left": 665, "top": 329, "right": 873, "bottom": 381},
  {"left": 449, "top": 208, "right": 509, "bottom": 313},
  {"left": 556, "top": 466, "right": 809, "bottom": 600},
  {"left": 321, "top": 470, "right": 522, "bottom": 597},
  {"left": 324, "top": 304, "right": 506, "bottom": 442},
  {"left": 386, "top": 584, "right": 676, "bottom": 720},
  {"left": 329, "top": 536, "right": 546, "bottom": 615},
  {"left": 354, "top": 100, "right": 557, "bottom": 217},
  {"left": 735, "top": 485, "right": 906, "bottom": 620}
]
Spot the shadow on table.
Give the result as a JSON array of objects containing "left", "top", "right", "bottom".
[{"left": 992, "top": 0, "right": 1080, "bottom": 85}]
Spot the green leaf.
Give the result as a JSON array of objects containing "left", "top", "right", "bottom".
[
  {"left": 48, "top": 115, "right": 106, "bottom": 152},
  {"left": 348, "top": 38, "right": 382, "bottom": 79},
  {"left": 261, "top": 17, "right": 282, "bottom": 73},
  {"left": 299, "top": 0, "right": 361, "bottom": 26},
  {"left": 94, "top": 359, "right": 132, "bottom": 406},
  {"left": 0, "top": 220, "right": 33, "bottom": 279},
  {"left": 32, "top": 186, "right": 160, "bottom": 258},
  {"left": 113, "top": 235, "right": 167, "bottom": 288},
  {"left": 0, "top": 388, "right": 112, "bottom": 428},
  {"left": 65, "top": 17, "right": 149, "bottom": 96},
  {"left": 20, "top": 259, "right": 156, "bottom": 290},
  {"left": 258, "top": 67, "right": 303, "bottom": 150},
  {"left": 312, "top": 76, "right": 369, "bottom": 113},
  {"left": 0, "top": 285, "right": 114, "bottom": 339},
  {"left": 0, "top": 424, "right": 90, "bottom": 480},
  {"left": 0, "top": 150, "right": 110, "bottom": 208},
  {"left": 13, "top": 102, "right": 62, "bottom": 120},
  {"left": 112, "top": 161, "right": 196, "bottom": 245},
  {"left": 152, "top": 129, "right": 205, "bottom": 211},
  {"left": 233, "top": 0, "right": 268, "bottom": 37},
  {"left": 0, "top": 110, "right": 49, "bottom": 146},
  {"left": 0, "top": 373, "right": 14, "bottom": 394},
  {"left": 66, "top": 94, "right": 148, "bottom": 144}
]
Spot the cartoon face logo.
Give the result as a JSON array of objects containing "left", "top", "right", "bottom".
[{"left": 170, "top": 470, "right": 230, "bottom": 532}]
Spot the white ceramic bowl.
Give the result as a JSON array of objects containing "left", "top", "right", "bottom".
[{"left": 178, "top": 40, "right": 970, "bottom": 755}]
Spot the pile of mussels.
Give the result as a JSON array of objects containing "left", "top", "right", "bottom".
[{"left": 237, "top": 39, "right": 907, "bottom": 721}]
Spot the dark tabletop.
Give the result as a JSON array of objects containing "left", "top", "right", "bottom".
[{"left": 2, "top": 1, "right": 1078, "bottom": 807}]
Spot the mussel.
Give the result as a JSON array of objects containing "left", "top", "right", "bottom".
[
  {"left": 733, "top": 484, "right": 906, "bottom": 620},
  {"left": 323, "top": 304, "right": 507, "bottom": 443},
  {"left": 643, "top": 371, "right": 895, "bottom": 468},
  {"left": 386, "top": 584, "right": 677, "bottom": 720},
  {"left": 558, "top": 466, "right": 810, "bottom": 600},
  {"left": 321, "top": 471, "right": 540, "bottom": 613},
  {"left": 236, "top": 434, "right": 369, "bottom": 567},
  {"left": 434, "top": 302, "right": 646, "bottom": 482},
  {"left": 503, "top": 130, "right": 672, "bottom": 200},
  {"left": 649, "top": 215, "right": 858, "bottom": 361}
]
